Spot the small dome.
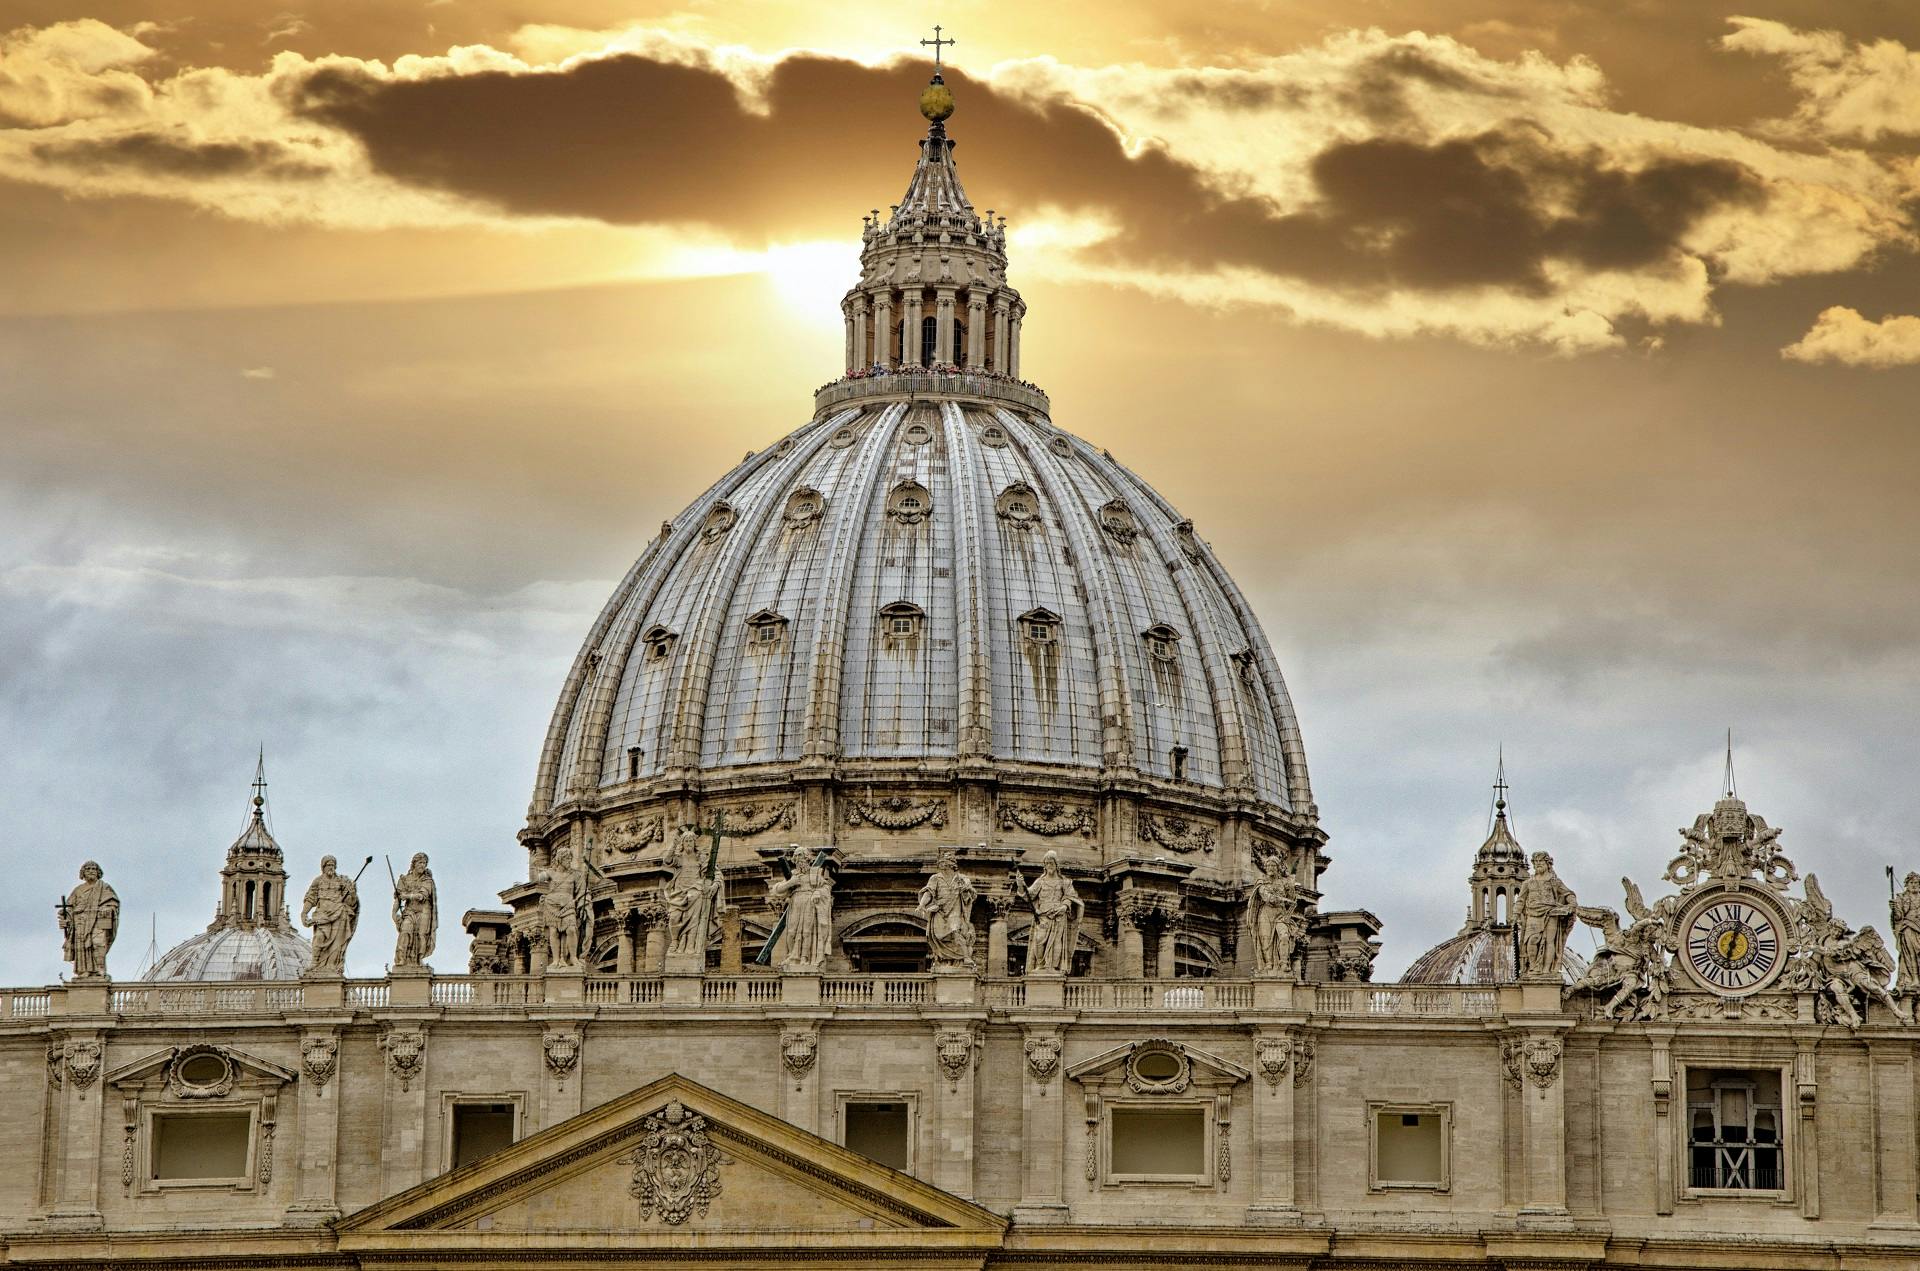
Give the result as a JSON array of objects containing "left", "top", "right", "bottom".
[
  {"left": 1404, "top": 926, "right": 1587, "bottom": 985},
  {"left": 147, "top": 924, "right": 312, "bottom": 982}
]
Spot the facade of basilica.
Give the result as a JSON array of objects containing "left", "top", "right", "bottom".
[{"left": 6, "top": 56, "right": 1920, "bottom": 1271}]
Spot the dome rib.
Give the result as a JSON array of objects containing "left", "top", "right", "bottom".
[
  {"left": 943, "top": 401, "right": 994, "bottom": 758},
  {"left": 996, "top": 408, "right": 1138, "bottom": 774}
]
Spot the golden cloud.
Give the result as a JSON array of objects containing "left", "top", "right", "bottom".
[{"left": 1782, "top": 306, "right": 1920, "bottom": 367}]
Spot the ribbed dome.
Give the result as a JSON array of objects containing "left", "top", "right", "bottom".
[
  {"left": 531, "top": 400, "right": 1311, "bottom": 815},
  {"left": 147, "top": 923, "right": 312, "bottom": 982},
  {"left": 1404, "top": 925, "right": 1587, "bottom": 985}
]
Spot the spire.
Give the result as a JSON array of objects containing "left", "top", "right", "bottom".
[
  {"left": 1722, "top": 727, "right": 1738, "bottom": 799},
  {"left": 1489, "top": 744, "right": 1510, "bottom": 834},
  {"left": 250, "top": 744, "right": 269, "bottom": 827},
  {"left": 894, "top": 40, "right": 974, "bottom": 228}
]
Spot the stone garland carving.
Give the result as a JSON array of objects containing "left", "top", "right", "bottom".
[
  {"left": 381, "top": 1028, "right": 426, "bottom": 1092},
  {"left": 780, "top": 1030, "right": 818, "bottom": 1082},
  {"left": 624, "top": 1100, "right": 729, "bottom": 1225},
  {"left": 712, "top": 801, "right": 796, "bottom": 837},
  {"left": 1290, "top": 1035, "right": 1315, "bottom": 1088},
  {"left": 47, "top": 1040, "right": 62, "bottom": 1091},
  {"left": 1664, "top": 994, "right": 1798, "bottom": 1022},
  {"left": 121, "top": 1097, "right": 137, "bottom": 1193},
  {"left": 1502, "top": 1037, "right": 1563, "bottom": 1092},
  {"left": 259, "top": 1093, "right": 277, "bottom": 1184},
  {"left": 844, "top": 793, "right": 947, "bottom": 831},
  {"left": 1216, "top": 1108, "right": 1231, "bottom": 1183},
  {"left": 935, "top": 1029, "right": 975, "bottom": 1090},
  {"left": 998, "top": 799, "right": 1095, "bottom": 837},
  {"left": 543, "top": 1030, "right": 581, "bottom": 1083},
  {"left": 1255, "top": 1037, "right": 1291, "bottom": 1091},
  {"left": 302, "top": 1035, "right": 337, "bottom": 1093},
  {"left": 66, "top": 1039, "right": 101, "bottom": 1093},
  {"left": 167, "top": 1046, "right": 236, "bottom": 1099},
  {"left": 603, "top": 817, "right": 664, "bottom": 854},
  {"left": 1023, "top": 1035, "right": 1061, "bottom": 1084},
  {"left": 1137, "top": 813, "right": 1215, "bottom": 854}
]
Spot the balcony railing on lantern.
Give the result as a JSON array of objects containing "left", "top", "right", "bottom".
[
  {"left": 1313, "top": 985, "right": 1501, "bottom": 1018},
  {"left": 813, "top": 369, "right": 1049, "bottom": 416}
]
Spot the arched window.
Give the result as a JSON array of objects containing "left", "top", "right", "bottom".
[
  {"left": 953, "top": 319, "right": 967, "bottom": 365},
  {"left": 921, "top": 315, "right": 938, "bottom": 366}
]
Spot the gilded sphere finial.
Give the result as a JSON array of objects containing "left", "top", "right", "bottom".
[{"left": 920, "top": 78, "right": 955, "bottom": 122}]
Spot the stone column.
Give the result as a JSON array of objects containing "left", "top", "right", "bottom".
[
  {"left": 615, "top": 907, "right": 635, "bottom": 975},
  {"left": 987, "top": 895, "right": 1013, "bottom": 978},
  {"left": 718, "top": 908, "right": 744, "bottom": 973},
  {"left": 1156, "top": 926, "right": 1178, "bottom": 981},
  {"left": 934, "top": 287, "right": 957, "bottom": 365},
  {"left": 902, "top": 294, "right": 923, "bottom": 368},
  {"left": 1246, "top": 1028, "right": 1302, "bottom": 1222},
  {"left": 1009, "top": 313, "right": 1024, "bottom": 379},
  {"left": 1013, "top": 1023, "right": 1069, "bottom": 1224},
  {"left": 640, "top": 903, "right": 667, "bottom": 974},
  {"left": 966, "top": 295, "right": 987, "bottom": 367},
  {"left": 930, "top": 1024, "right": 981, "bottom": 1199},
  {"left": 990, "top": 302, "right": 1010, "bottom": 372},
  {"left": 1510, "top": 1029, "right": 1569, "bottom": 1215},
  {"left": 47, "top": 1029, "right": 106, "bottom": 1229},
  {"left": 842, "top": 309, "right": 857, "bottom": 373},
  {"left": 1647, "top": 1027, "right": 1675, "bottom": 1215},
  {"left": 854, "top": 305, "right": 870, "bottom": 370},
  {"left": 286, "top": 1021, "right": 351, "bottom": 1224},
  {"left": 872, "top": 293, "right": 893, "bottom": 367},
  {"left": 377, "top": 1020, "right": 432, "bottom": 1195}
]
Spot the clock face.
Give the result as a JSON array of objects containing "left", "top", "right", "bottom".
[{"left": 1681, "top": 893, "right": 1785, "bottom": 995}]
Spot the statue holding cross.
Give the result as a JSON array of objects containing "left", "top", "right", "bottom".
[{"left": 660, "top": 812, "right": 749, "bottom": 971}]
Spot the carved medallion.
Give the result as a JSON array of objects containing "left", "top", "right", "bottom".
[
  {"left": 65, "top": 1039, "right": 101, "bottom": 1092},
  {"left": 166, "top": 1045, "right": 236, "bottom": 1099},
  {"left": 381, "top": 1028, "right": 426, "bottom": 1091},
  {"left": 845, "top": 793, "right": 947, "bottom": 831},
  {"left": 301, "top": 1035, "right": 337, "bottom": 1091},
  {"left": 1139, "top": 812, "right": 1216, "bottom": 854},
  {"left": 710, "top": 801, "right": 796, "bottom": 837},
  {"left": 699, "top": 502, "right": 737, "bottom": 542},
  {"left": 1024, "top": 1035, "right": 1061, "bottom": 1083},
  {"left": 935, "top": 1029, "right": 975, "bottom": 1089},
  {"left": 780, "top": 1030, "right": 817, "bottom": 1080},
  {"left": 543, "top": 1030, "right": 581, "bottom": 1081},
  {"left": 1290, "top": 1035, "right": 1315, "bottom": 1087},
  {"left": 1255, "top": 1037, "right": 1291, "bottom": 1091},
  {"left": 1098, "top": 498, "right": 1138, "bottom": 545},
  {"left": 623, "top": 1101, "right": 730, "bottom": 1225},
  {"left": 1502, "top": 1036, "right": 1562, "bottom": 1090},
  {"left": 604, "top": 818, "right": 664, "bottom": 854},
  {"left": 999, "top": 799, "right": 1094, "bottom": 837}
]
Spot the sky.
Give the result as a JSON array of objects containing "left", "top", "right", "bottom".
[{"left": 3, "top": 1, "right": 1919, "bottom": 983}]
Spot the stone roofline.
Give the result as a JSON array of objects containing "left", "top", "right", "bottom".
[{"left": 813, "top": 368, "right": 1049, "bottom": 415}]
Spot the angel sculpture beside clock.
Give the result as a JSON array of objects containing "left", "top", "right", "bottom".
[{"left": 1566, "top": 793, "right": 1915, "bottom": 1027}]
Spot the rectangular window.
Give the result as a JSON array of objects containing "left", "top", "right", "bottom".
[
  {"left": 451, "top": 1102, "right": 517, "bottom": 1170},
  {"left": 1108, "top": 1104, "right": 1207, "bottom": 1180},
  {"left": 151, "top": 1111, "right": 251, "bottom": 1182},
  {"left": 842, "top": 1100, "right": 911, "bottom": 1171},
  {"left": 1686, "top": 1068, "right": 1784, "bottom": 1192},
  {"left": 1370, "top": 1103, "right": 1450, "bottom": 1190}
]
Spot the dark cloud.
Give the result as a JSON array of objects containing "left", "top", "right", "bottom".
[
  {"left": 30, "top": 132, "right": 328, "bottom": 180},
  {"left": 287, "top": 52, "right": 1766, "bottom": 296}
]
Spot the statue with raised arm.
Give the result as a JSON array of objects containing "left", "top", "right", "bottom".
[
  {"left": 391, "top": 851, "right": 437, "bottom": 969},
  {"left": 767, "top": 846, "right": 835, "bottom": 971},
  {"left": 59, "top": 860, "right": 119, "bottom": 979},
  {"left": 1892, "top": 871, "right": 1920, "bottom": 994},
  {"left": 1011, "top": 851, "right": 1083, "bottom": 975},
  {"left": 1515, "top": 851, "right": 1577, "bottom": 979},
  {"left": 1247, "top": 851, "right": 1306, "bottom": 977},
  {"left": 917, "top": 848, "right": 978, "bottom": 970},
  {"left": 538, "top": 851, "right": 584, "bottom": 970},
  {"left": 302, "top": 855, "right": 359, "bottom": 974}
]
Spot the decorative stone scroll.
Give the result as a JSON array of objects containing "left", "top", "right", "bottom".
[
  {"left": 844, "top": 793, "right": 948, "bottom": 831},
  {"left": 1290, "top": 1034, "right": 1315, "bottom": 1087},
  {"left": 999, "top": 799, "right": 1094, "bottom": 837},
  {"left": 1138, "top": 813, "right": 1215, "bottom": 854},
  {"left": 623, "top": 1101, "right": 729, "bottom": 1225}
]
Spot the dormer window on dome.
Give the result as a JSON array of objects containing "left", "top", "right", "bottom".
[
  {"left": 996, "top": 482, "right": 1039, "bottom": 527},
  {"left": 746, "top": 609, "right": 789, "bottom": 647},
  {"left": 1100, "top": 499, "right": 1139, "bottom": 545},
  {"left": 1144, "top": 624, "right": 1181, "bottom": 663},
  {"left": 879, "top": 601, "right": 925, "bottom": 640},
  {"left": 1020, "top": 608, "right": 1062, "bottom": 644},
  {"left": 642, "top": 626, "right": 677, "bottom": 662},
  {"left": 886, "top": 481, "right": 932, "bottom": 524}
]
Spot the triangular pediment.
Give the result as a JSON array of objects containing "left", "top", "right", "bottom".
[
  {"left": 337, "top": 1073, "right": 1005, "bottom": 1256},
  {"left": 106, "top": 1043, "right": 295, "bottom": 1091},
  {"left": 1067, "top": 1037, "right": 1249, "bottom": 1087}
]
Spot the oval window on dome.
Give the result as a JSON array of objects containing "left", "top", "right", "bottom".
[
  {"left": 699, "top": 502, "right": 737, "bottom": 542},
  {"left": 980, "top": 424, "right": 1009, "bottom": 448},
  {"left": 829, "top": 426, "right": 859, "bottom": 449},
  {"left": 1048, "top": 436, "right": 1073, "bottom": 458},
  {"left": 1099, "top": 499, "right": 1138, "bottom": 545},
  {"left": 903, "top": 422, "right": 933, "bottom": 445},
  {"left": 885, "top": 481, "right": 933, "bottom": 525},
  {"left": 784, "top": 487, "right": 826, "bottom": 527},
  {"left": 996, "top": 482, "right": 1039, "bottom": 528}
]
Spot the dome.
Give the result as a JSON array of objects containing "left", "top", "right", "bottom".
[
  {"left": 511, "top": 69, "right": 1341, "bottom": 981},
  {"left": 147, "top": 758, "right": 313, "bottom": 982}
]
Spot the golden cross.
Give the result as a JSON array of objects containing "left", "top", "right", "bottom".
[{"left": 921, "top": 25, "right": 955, "bottom": 73}]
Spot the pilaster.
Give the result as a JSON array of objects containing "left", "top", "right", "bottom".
[
  {"left": 930, "top": 1021, "right": 982, "bottom": 1199},
  {"left": 46, "top": 1025, "right": 107, "bottom": 1230},
  {"left": 1012, "top": 1020, "right": 1069, "bottom": 1224},
  {"left": 377, "top": 1016, "right": 434, "bottom": 1195},
  {"left": 285, "top": 1016, "right": 351, "bottom": 1224},
  {"left": 1246, "top": 1024, "right": 1304, "bottom": 1222},
  {"left": 1869, "top": 1038, "right": 1917, "bottom": 1227}
]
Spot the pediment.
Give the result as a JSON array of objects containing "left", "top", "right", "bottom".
[
  {"left": 1068, "top": 1037, "right": 1249, "bottom": 1091},
  {"left": 107, "top": 1043, "right": 295, "bottom": 1092},
  {"left": 337, "top": 1073, "right": 1004, "bottom": 1254}
]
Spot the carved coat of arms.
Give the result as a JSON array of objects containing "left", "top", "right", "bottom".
[
  {"left": 624, "top": 1101, "right": 729, "bottom": 1225},
  {"left": 301, "top": 1035, "right": 337, "bottom": 1091},
  {"left": 1023, "top": 1035, "right": 1061, "bottom": 1082}
]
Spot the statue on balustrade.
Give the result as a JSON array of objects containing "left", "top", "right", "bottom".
[
  {"left": 538, "top": 849, "right": 587, "bottom": 970},
  {"left": 1011, "top": 851, "right": 1082, "bottom": 976},
  {"left": 1246, "top": 851, "right": 1306, "bottom": 977},
  {"left": 301, "top": 855, "right": 359, "bottom": 975},
  {"left": 1891, "top": 871, "right": 1920, "bottom": 994},
  {"left": 767, "top": 845, "right": 835, "bottom": 972},
  {"left": 58, "top": 860, "right": 119, "bottom": 980},
  {"left": 1791, "top": 873, "right": 1910, "bottom": 1027},
  {"left": 662, "top": 830, "right": 721, "bottom": 963},
  {"left": 1573, "top": 879, "right": 1672, "bottom": 1020},
  {"left": 391, "top": 852, "right": 438, "bottom": 969},
  {"left": 917, "top": 849, "right": 978, "bottom": 970},
  {"left": 1515, "top": 851, "right": 1577, "bottom": 978}
]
